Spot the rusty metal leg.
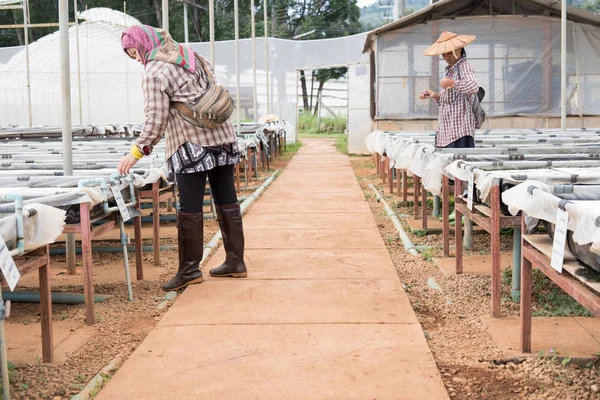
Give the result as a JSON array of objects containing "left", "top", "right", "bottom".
[
  {"left": 396, "top": 169, "right": 402, "bottom": 195},
  {"left": 442, "top": 176, "right": 450, "bottom": 257},
  {"left": 248, "top": 150, "right": 254, "bottom": 182},
  {"left": 402, "top": 170, "right": 408, "bottom": 203},
  {"left": 134, "top": 189, "right": 144, "bottom": 281},
  {"left": 388, "top": 165, "right": 394, "bottom": 194},
  {"left": 376, "top": 153, "right": 380, "bottom": 175},
  {"left": 152, "top": 181, "right": 160, "bottom": 267},
  {"left": 279, "top": 135, "right": 283, "bottom": 156},
  {"left": 454, "top": 179, "right": 464, "bottom": 275},
  {"left": 39, "top": 245, "right": 53, "bottom": 363},
  {"left": 413, "top": 177, "right": 420, "bottom": 220},
  {"left": 491, "top": 184, "right": 502, "bottom": 318},
  {"left": 421, "top": 181, "right": 428, "bottom": 230},
  {"left": 80, "top": 202, "right": 95, "bottom": 326},
  {"left": 520, "top": 218, "right": 532, "bottom": 353}
]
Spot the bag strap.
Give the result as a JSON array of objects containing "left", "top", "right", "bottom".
[
  {"left": 194, "top": 54, "right": 216, "bottom": 87},
  {"left": 456, "top": 60, "right": 484, "bottom": 106},
  {"left": 170, "top": 53, "right": 214, "bottom": 126}
]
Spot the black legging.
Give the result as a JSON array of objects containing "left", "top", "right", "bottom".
[{"left": 176, "top": 164, "right": 238, "bottom": 213}]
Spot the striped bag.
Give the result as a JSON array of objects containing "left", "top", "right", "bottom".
[{"left": 172, "top": 55, "right": 234, "bottom": 129}]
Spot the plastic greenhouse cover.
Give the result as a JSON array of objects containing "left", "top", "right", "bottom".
[
  {"left": 501, "top": 181, "right": 600, "bottom": 255},
  {"left": 0, "top": 203, "right": 66, "bottom": 252},
  {"left": 0, "top": 5, "right": 364, "bottom": 137},
  {"left": 0, "top": 166, "right": 168, "bottom": 209},
  {"left": 367, "top": 130, "right": 600, "bottom": 196},
  {"left": 366, "top": 131, "right": 600, "bottom": 159},
  {"left": 445, "top": 162, "right": 600, "bottom": 204},
  {"left": 0, "top": 167, "right": 166, "bottom": 179},
  {"left": 0, "top": 120, "right": 289, "bottom": 161}
]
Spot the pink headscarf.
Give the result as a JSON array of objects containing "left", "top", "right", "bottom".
[{"left": 121, "top": 25, "right": 196, "bottom": 73}]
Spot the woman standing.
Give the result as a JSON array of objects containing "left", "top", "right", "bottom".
[
  {"left": 420, "top": 31, "right": 479, "bottom": 149},
  {"left": 117, "top": 25, "right": 247, "bottom": 291}
]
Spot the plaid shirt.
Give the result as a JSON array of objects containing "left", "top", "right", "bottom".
[
  {"left": 135, "top": 55, "right": 236, "bottom": 160},
  {"left": 434, "top": 58, "right": 479, "bottom": 147}
]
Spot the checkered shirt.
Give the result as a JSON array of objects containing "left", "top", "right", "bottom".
[
  {"left": 434, "top": 57, "right": 479, "bottom": 147},
  {"left": 134, "top": 55, "right": 237, "bottom": 160}
]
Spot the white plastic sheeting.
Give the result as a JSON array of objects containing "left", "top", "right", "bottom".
[
  {"left": 376, "top": 16, "right": 600, "bottom": 119},
  {"left": 347, "top": 63, "right": 371, "bottom": 154},
  {"left": 0, "top": 203, "right": 66, "bottom": 252},
  {"left": 0, "top": 9, "right": 145, "bottom": 128},
  {"left": 0, "top": 8, "right": 368, "bottom": 139},
  {"left": 502, "top": 181, "right": 600, "bottom": 255},
  {"left": 445, "top": 163, "right": 600, "bottom": 204},
  {"left": 366, "top": 130, "right": 600, "bottom": 198}
]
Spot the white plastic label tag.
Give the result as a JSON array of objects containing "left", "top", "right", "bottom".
[
  {"left": 111, "top": 185, "right": 132, "bottom": 221},
  {"left": 467, "top": 171, "right": 474, "bottom": 211},
  {"left": 0, "top": 237, "right": 20, "bottom": 292},
  {"left": 550, "top": 208, "right": 569, "bottom": 273}
]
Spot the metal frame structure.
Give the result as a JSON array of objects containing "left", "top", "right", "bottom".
[
  {"left": 370, "top": 129, "right": 600, "bottom": 320},
  {"left": 520, "top": 222, "right": 600, "bottom": 352}
]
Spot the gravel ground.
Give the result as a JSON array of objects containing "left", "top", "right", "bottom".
[
  {"left": 8, "top": 143, "right": 598, "bottom": 400},
  {"left": 7, "top": 147, "right": 297, "bottom": 400},
  {"left": 352, "top": 156, "right": 600, "bottom": 400}
]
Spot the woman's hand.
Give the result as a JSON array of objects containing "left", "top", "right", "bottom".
[
  {"left": 420, "top": 90, "right": 432, "bottom": 100},
  {"left": 117, "top": 154, "right": 139, "bottom": 176},
  {"left": 440, "top": 78, "right": 455, "bottom": 89},
  {"left": 420, "top": 90, "right": 440, "bottom": 101}
]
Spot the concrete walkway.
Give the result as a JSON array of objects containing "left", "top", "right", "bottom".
[{"left": 97, "top": 139, "right": 448, "bottom": 400}]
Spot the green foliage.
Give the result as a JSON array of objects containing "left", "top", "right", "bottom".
[
  {"left": 502, "top": 268, "right": 593, "bottom": 317},
  {"left": 335, "top": 134, "right": 347, "bottom": 154},
  {"left": 318, "top": 114, "right": 347, "bottom": 135},
  {"left": 359, "top": 2, "right": 417, "bottom": 31},
  {"left": 298, "top": 112, "right": 346, "bottom": 135},
  {"left": 288, "top": 0, "right": 362, "bottom": 39},
  {"left": 0, "top": 0, "right": 363, "bottom": 47},
  {"left": 420, "top": 247, "right": 435, "bottom": 262},
  {"left": 315, "top": 67, "right": 347, "bottom": 84},
  {"left": 582, "top": 0, "right": 600, "bottom": 13}
]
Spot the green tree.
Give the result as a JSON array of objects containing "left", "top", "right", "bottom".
[
  {"left": 0, "top": 0, "right": 362, "bottom": 48},
  {"left": 582, "top": 0, "right": 600, "bottom": 13},
  {"left": 312, "top": 67, "right": 346, "bottom": 116}
]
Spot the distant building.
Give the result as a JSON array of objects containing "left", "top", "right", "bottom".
[{"left": 363, "top": 0, "right": 600, "bottom": 131}]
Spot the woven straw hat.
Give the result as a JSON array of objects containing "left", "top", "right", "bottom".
[{"left": 423, "top": 31, "right": 476, "bottom": 56}]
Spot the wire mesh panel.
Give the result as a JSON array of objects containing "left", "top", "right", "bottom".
[{"left": 375, "top": 16, "right": 600, "bottom": 119}]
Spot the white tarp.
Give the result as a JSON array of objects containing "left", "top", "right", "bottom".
[
  {"left": 0, "top": 203, "right": 66, "bottom": 251},
  {"left": 502, "top": 180, "right": 600, "bottom": 255}
]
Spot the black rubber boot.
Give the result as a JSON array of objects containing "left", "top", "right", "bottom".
[
  {"left": 210, "top": 203, "right": 247, "bottom": 278},
  {"left": 162, "top": 211, "right": 204, "bottom": 291}
]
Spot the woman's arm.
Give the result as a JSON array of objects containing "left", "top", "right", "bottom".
[
  {"left": 133, "top": 74, "right": 170, "bottom": 156},
  {"left": 454, "top": 62, "right": 479, "bottom": 95}
]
